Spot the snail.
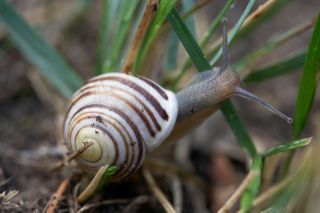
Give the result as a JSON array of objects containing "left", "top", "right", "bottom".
[{"left": 63, "top": 20, "right": 292, "bottom": 181}]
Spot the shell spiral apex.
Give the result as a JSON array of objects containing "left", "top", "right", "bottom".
[{"left": 63, "top": 73, "right": 178, "bottom": 180}]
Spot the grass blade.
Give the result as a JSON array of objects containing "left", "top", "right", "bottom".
[
  {"left": 221, "top": 101, "right": 257, "bottom": 158},
  {"left": 293, "top": 15, "right": 320, "bottom": 138},
  {"left": 167, "top": 7, "right": 210, "bottom": 72},
  {"left": 96, "top": 165, "right": 118, "bottom": 191},
  {"left": 76, "top": 165, "right": 118, "bottom": 204},
  {"left": 134, "top": 0, "right": 177, "bottom": 74},
  {"left": 263, "top": 138, "right": 311, "bottom": 157},
  {"left": 167, "top": 8, "right": 256, "bottom": 158},
  {"left": 209, "top": 0, "right": 256, "bottom": 66},
  {"left": 0, "top": 0, "right": 83, "bottom": 98},
  {"left": 243, "top": 50, "right": 306, "bottom": 84},
  {"left": 103, "top": 0, "right": 140, "bottom": 73},
  {"left": 237, "top": 0, "right": 289, "bottom": 39},
  {"left": 240, "top": 155, "right": 263, "bottom": 212},
  {"left": 96, "top": 0, "right": 120, "bottom": 73},
  {"left": 182, "top": 0, "right": 197, "bottom": 38},
  {"left": 164, "top": 32, "right": 179, "bottom": 71},
  {"left": 172, "top": 0, "right": 234, "bottom": 89}
]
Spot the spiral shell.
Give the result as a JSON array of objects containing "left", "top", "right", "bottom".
[{"left": 63, "top": 73, "right": 178, "bottom": 180}]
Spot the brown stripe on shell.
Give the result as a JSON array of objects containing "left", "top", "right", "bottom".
[
  {"left": 69, "top": 104, "right": 145, "bottom": 169},
  {"left": 99, "top": 115, "right": 136, "bottom": 179},
  {"left": 76, "top": 84, "right": 162, "bottom": 132},
  {"left": 66, "top": 90, "right": 157, "bottom": 137},
  {"left": 89, "top": 76, "right": 169, "bottom": 120},
  {"left": 137, "top": 76, "right": 168, "bottom": 100},
  {"left": 99, "top": 118, "right": 131, "bottom": 179},
  {"left": 103, "top": 92, "right": 156, "bottom": 137},
  {"left": 63, "top": 89, "right": 111, "bottom": 134}
]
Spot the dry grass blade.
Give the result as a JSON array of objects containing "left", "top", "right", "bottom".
[
  {"left": 45, "top": 178, "right": 70, "bottom": 213},
  {"left": 143, "top": 169, "right": 176, "bottom": 213},
  {"left": 0, "top": 190, "right": 19, "bottom": 206},
  {"left": 218, "top": 171, "right": 258, "bottom": 213},
  {"left": 250, "top": 175, "right": 294, "bottom": 211},
  {"left": 241, "top": 0, "right": 279, "bottom": 30},
  {"left": 76, "top": 165, "right": 109, "bottom": 204},
  {"left": 170, "top": 175, "right": 183, "bottom": 213},
  {"left": 76, "top": 199, "right": 129, "bottom": 213},
  {"left": 123, "top": 0, "right": 158, "bottom": 74}
]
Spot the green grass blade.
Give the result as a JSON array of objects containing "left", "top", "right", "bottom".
[
  {"left": 96, "top": 0, "right": 120, "bottom": 73},
  {"left": 200, "top": 0, "right": 233, "bottom": 49},
  {"left": 209, "top": 0, "right": 256, "bottom": 66},
  {"left": 164, "top": 32, "right": 179, "bottom": 71},
  {"left": 167, "top": 8, "right": 256, "bottom": 158},
  {"left": 240, "top": 155, "right": 263, "bottom": 212},
  {"left": 134, "top": 0, "right": 177, "bottom": 74},
  {"left": 0, "top": 0, "right": 83, "bottom": 98},
  {"left": 167, "top": 7, "right": 210, "bottom": 71},
  {"left": 182, "top": 0, "right": 197, "bottom": 38},
  {"left": 262, "top": 138, "right": 311, "bottom": 157},
  {"left": 172, "top": 0, "right": 234, "bottom": 89},
  {"left": 164, "top": 0, "right": 197, "bottom": 72},
  {"left": 293, "top": 15, "right": 320, "bottom": 138},
  {"left": 243, "top": 50, "right": 306, "bottom": 84},
  {"left": 103, "top": 0, "right": 139, "bottom": 73},
  {"left": 96, "top": 165, "right": 118, "bottom": 192},
  {"left": 221, "top": 101, "right": 257, "bottom": 158}
]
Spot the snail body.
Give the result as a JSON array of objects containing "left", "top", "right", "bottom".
[
  {"left": 64, "top": 73, "right": 178, "bottom": 180},
  {"left": 64, "top": 20, "right": 292, "bottom": 181}
]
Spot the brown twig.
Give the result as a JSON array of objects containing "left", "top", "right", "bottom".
[
  {"left": 45, "top": 178, "right": 70, "bottom": 213},
  {"left": 122, "top": 0, "right": 158, "bottom": 74},
  {"left": 143, "top": 169, "right": 176, "bottom": 213},
  {"left": 218, "top": 171, "right": 258, "bottom": 213}
]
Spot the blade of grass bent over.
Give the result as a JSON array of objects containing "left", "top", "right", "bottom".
[
  {"left": 0, "top": 0, "right": 83, "bottom": 98},
  {"left": 293, "top": 14, "right": 320, "bottom": 138},
  {"left": 167, "top": 8, "right": 256, "bottom": 158},
  {"left": 262, "top": 138, "right": 311, "bottom": 157},
  {"left": 77, "top": 165, "right": 118, "bottom": 204}
]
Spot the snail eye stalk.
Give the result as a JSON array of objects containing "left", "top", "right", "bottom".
[{"left": 234, "top": 87, "right": 293, "bottom": 124}]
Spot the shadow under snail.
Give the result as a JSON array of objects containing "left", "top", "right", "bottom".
[{"left": 63, "top": 19, "right": 292, "bottom": 181}]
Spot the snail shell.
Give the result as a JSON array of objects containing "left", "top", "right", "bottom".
[{"left": 64, "top": 73, "right": 178, "bottom": 180}]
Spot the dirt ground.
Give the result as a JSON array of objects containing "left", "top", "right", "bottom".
[{"left": 0, "top": 0, "right": 319, "bottom": 212}]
